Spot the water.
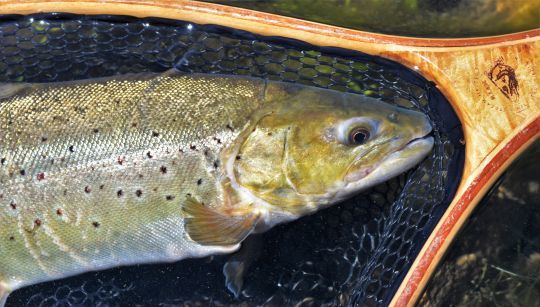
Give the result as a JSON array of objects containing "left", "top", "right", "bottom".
[
  {"left": 203, "top": 0, "right": 540, "bottom": 38},
  {"left": 421, "top": 140, "right": 540, "bottom": 306}
]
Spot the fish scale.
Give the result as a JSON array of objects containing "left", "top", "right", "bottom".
[{"left": 0, "top": 72, "right": 265, "bottom": 299}]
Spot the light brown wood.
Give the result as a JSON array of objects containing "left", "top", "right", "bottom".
[{"left": 0, "top": 1, "right": 538, "bottom": 305}]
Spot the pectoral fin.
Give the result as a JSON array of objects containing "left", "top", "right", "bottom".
[{"left": 183, "top": 196, "right": 259, "bottom": 246}]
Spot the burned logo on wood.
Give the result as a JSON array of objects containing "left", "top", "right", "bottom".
[{"left": 487, "top": 57, "right": 519, "bottom": 100}]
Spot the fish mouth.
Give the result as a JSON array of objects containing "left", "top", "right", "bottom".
[{"left": 343, "top": 135, "right": 434, "bottom": 184}]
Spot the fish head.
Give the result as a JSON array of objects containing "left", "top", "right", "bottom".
[{"left": 229, "top": 82, "right": 434, "bottom": 215}]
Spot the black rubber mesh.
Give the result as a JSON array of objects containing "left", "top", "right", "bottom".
[{"left": 0, "top": 14, "right": 464, "bottom": 306}]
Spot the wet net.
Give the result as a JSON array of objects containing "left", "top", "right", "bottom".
[{"left": 0, "top": 14, "right": 464, "bottom": 306}]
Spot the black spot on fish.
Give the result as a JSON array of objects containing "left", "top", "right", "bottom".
[
  {"left": 186, "top": 193, "right": 192, "bottom": 197},
  {"left": 10, "top": 201, "right": 16, "bottom": 210},
  {"left": 132, "top": 123, "right": 138, "bottom": 128},
  {"left": 56, "top": 208, "right": 63, "bottom": 216},
  {"left": 152, "top": 131, "right": 159, "bottom": 137},
  {"left": 50, "top": 159, "right": 55, "bottom": 165},
  {"left": 9, "top": 236, "right": 14, "bottom": 241},
  {"left": 146, "top": 151, "right": 153, "bottom": 159},
  {"left": 213, "top": 137, "right": 222, "bottom": 144},
  {"left": 99, "top": 184, "right": 105, "bottom": 190},
  {"left": 197, "top": 178, "right": 203, "bottom": 185},
  {"left": 138, "top": 174, "right": 144, "bottom": 179},
  {"left": 68, "top": 145, "right": 75, "bottom": 152},
  {"left": 166, "top": 195, "right": 175, "bottom": 201},
  {"left": 41, "top": 136, "right": 48, "bottom": 142},
  {"left": 84, "top": 186, "right": 91, "bottom": 193},
  {"left": 92, "top": 221, "right": 100, "bottom": 228},
  {"left": 117, "top": 190, "right": 123, "bottom": 197},
  {"left": 236, "top": 155, "right": 242, "bottom": 160},
  {"left": 204, "top": 150, "right": 209, "bottom": 156},
  {"left": 117, "top": 157, "right": 124, "bottom": 165},
  {"left": 19, "top": 169, "right": 26, "bottom": 176},
  {"left": 179, "top": 148, "right": 184, "bottom": 153},
  {"left": 135, "top": 190, "right": 143, "bottom": 197},
  {"left": 0, "top": 158, "right": 5, "bottom": 165},
  {"left": 213, "top": 160, "right": 219, "bottom": 168},
  {"left": 226, "top": 124, "right": 234, "bottom": 131},
  {"left": 190, "top": 144, "right": 197, "bottom": 151},
  {"left": 160, "top": 166, "right": 167, "bottom": 174},
  {"left": 93, "top": 128, "right": 99, "bottom": 133}
]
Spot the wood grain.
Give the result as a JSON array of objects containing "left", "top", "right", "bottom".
[{"left": 0, "top": 1, "right": 538, "bottom": 305}]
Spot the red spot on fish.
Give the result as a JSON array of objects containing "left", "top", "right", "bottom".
[
  {"left": 34, "top": 219, "right": 41, "bottom": 227},
  {"left": 36, "top": 172, "right": 45, "bottom": 181},
  {"left": 56, "top": 208, "right": 63, "bottom": 216}
]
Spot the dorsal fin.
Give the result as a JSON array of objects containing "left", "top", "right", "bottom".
[
  {"left": 0, "top": 83, "right": 27, "bottom": 99},
  {"left": 183, "top": 196, "right": 259, "bottom": 246}
]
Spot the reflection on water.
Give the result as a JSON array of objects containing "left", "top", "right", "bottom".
[
  {"left": 202, "top": 0, "right": 540, "bottom": 37},
  {"left": 421, "top": 140, "right": 540, "bottom": 306}
]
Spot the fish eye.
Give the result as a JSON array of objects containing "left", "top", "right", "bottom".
[{"left": 349, "top": 127, "right": 370, "bottom": 145}]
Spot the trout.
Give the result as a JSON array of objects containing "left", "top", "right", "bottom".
[{"left": 0, "top": 71, "right": 433, "bottom": 304}]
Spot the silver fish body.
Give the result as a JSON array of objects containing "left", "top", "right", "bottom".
[{"left": 0, "top": 71, "right": 434, "bottom": 304}]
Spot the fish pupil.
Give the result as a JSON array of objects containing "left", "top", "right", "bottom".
[{"left": 350, "top": 128, "right": 370, "bottom": 145}]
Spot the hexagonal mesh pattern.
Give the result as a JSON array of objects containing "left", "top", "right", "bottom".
[{"left": 1, "top": 14, "right": 463, "bottom": 306}]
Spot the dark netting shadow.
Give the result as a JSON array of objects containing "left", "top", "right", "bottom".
[{"left": 0, "top": 14, "right": 464, "bottom": 306}]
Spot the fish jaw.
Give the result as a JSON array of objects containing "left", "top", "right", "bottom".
[{"left": 335, "top": 136, "right": 434, "bottom": 201}]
